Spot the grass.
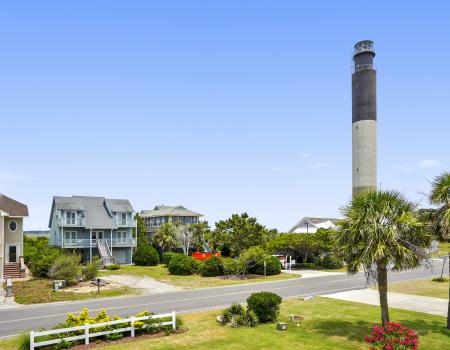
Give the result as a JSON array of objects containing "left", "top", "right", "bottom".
[
  {"left": 385, "top": 278, "right": 449, "bottom": 299},
  {"left": 99, "top": 264, "right": 300, "bottom": 289},
  {"left": 13, "top": 279, "right": 139, "bottom": 304},
  {"left": 1, "top": 297, "right": 448, "bottom": 350}
]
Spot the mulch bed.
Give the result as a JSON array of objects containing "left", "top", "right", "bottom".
[{"left": 56, "top": 328, "right": 188, "bottom": 350}]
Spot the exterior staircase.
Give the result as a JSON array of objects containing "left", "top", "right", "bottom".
[
  {"left": 97, "top": 239, "right": 115, "bottom": 266},
  {"left": 3, "top": 263, "right": 22, "bottom": 279}
]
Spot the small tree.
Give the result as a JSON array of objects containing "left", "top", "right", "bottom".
[
  {"left": 189, "top": 221, "right": 210, "bottom": 252},
  {"left": 83, "top": 257, "right": 101, "bottom": 280},
  {"left": 335, "top": 190, "right": 431, "bottom": 324},
  {"left": 153, "top": 222, "right": 178, "bottom": 254},
  {"left": 134, "top": 244, "right": 159, "bottom": 266},
  {"left": 174, "top": 222, "right": 194, "bottom": 255},
  {"left": 135, "top": 213, "right": 149, "bottom": 245},
  {"left": 49, "top": 254, "right": 82, "bottom": 284}
]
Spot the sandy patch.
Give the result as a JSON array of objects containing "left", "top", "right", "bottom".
[
  {"left": 101, "top": 275, "right": 179, "bottom": 294},
  {"left": 62, "top": 281, "right": 124, "bottom": 294}
]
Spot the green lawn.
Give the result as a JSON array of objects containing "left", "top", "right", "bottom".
[
  {"left": 2, "top": 298, "right": 448, "bottom": 350},
  {"left": 99, "top": 264, "right": 300, "bottom": 289},
  {"left": 13, "top": 279, "right": 139, "bottom": 304},
  {"left": 385, "top": 278, "right": 449, "bottom": 299}
]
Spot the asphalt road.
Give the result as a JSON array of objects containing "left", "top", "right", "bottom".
[{"left": 0, "top": 261, "right": 447, "bottom": 339}]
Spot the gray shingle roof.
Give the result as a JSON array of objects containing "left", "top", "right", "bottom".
[
  {"left": 0, "top": 194, "right": 28, "bottom": 217},
  {"left": 105, "top": 199, "right": 134, "bottom": 213},
  {"left": 140, "top": 205, "right": 202, "bottom": 218},
  {"left": 50, "top": 196, "right": 134, "bottom": 229}
]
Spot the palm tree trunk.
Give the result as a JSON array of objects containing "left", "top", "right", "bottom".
[{"left": 377, "top": 265, "right": 390, "bottom": 324}]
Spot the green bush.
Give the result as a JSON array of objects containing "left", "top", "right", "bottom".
[
  {"left": 295, "top": 262, "right": 316, "bottom": 269},
  {"left": 250, "top": 255, "right": 281, "bottom": 276},
  {"left": 83, "top": 258, "right": 101, "bottom": 280},
  {"left": 24, "top": 236, "right": 64, "bottom": 277},
  {"left": 315, "top": 256, "right": 343, "bottom": 269},
  {"left": 163, "top": 252, "right": 181, "bottom": 266},
  {"left": 246, "top": 291, "right": 282, "bottom": 323},
  {"left": 168, "top": 254, "right": 198, "bottom": 275},
  {"left": 200, "top": 256, "right": 223, "bottom": 277},
  {"left": 105, "top": 263, "right": 120, "bottom": 270},
  {"left": 49, "top": 254, "right": 82, "bottom": 284},
  {"left": 222, "top": 257, "right": 241, "bottom": 275},
  {"left": 134, "top": 244, "right": 159, "bottom": 266},
  {"left": 220, "top": 302, "right": 258, "bottom": 328}
]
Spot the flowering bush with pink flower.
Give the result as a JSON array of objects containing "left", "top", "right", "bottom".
[{"left": 364, "top": 322, "right": 419, "bottom": 350}]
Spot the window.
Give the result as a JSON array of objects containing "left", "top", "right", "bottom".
[
  {"left": 115, "top": 231, "right": 127, "bottom": 243},
  {"left": 65, "top": 211, "right": 76, "bottom": 225},
  {"left": 8, "top": 220, "right": 17, "bottom": 232},
  {"left": 64, "top": 231, "right": 77, "bottom": 244},
  {"left": 121, "top": 213, "right": 127, "bottom": 225}
]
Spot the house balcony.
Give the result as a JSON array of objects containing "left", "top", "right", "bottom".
[
  {"left": 58, "top": 217, "right": 86, "bottom": 227},
  {"left": 116, "top": 219, "right": 136, "bottom": 227},
  {"left": 63, "top": 238, "right": 137, "bottom": 248}
]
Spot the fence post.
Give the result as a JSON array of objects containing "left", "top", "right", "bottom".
[
  {"left": 171, "top": 311, "right": 176, "bottom": 330},
  {"left": 84, "top": 323, "right": 89, "bottom": 345},
  {"left": 130, "top": 316, "right": 135, "bottom": 337},
  {"left": 30, "top": 331, "right": 35, "bottom": 350}
]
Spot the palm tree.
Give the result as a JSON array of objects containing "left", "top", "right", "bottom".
[
  {"left": 153, "top": 222, "right": 178, "bottom": 254},
  {"left": 428, "top": 171, "right": 450, "bottom": 329},
  {"left": 335, "top": 190, "right": 431, "bottom": 324}
]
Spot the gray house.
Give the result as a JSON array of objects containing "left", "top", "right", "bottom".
[
  {"left": 49, "top": 196, "right": 137, "bottom": 264},
  {"left": 141, "top": 205, "right": 203, "bottom": 237}
]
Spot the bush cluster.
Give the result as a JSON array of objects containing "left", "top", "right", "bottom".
[
  {"left": 168, "top": 254, "right": 198, "bottom": 275},
  {"left": 162, "top": 252, "right": 180, "bottom": 266},
  {"left": 105, "top": 264, "right": 120, "bottom": 271},
  {"left": 134, "top": 244, "right": 159, "bottom": 266},
  {"left": 49, "top": 254, "right": 82, "bottom": 284},
  {"left": 246, "top": 291, "right": 282, "bottom": 323},
  {"left": 220, "top": 302, "right": 258, "bottom": 328},
  {"left": 24, "top": 236, "right": 64, "bottom": 277},
  {"left": 83, "top": 258, "right": 101, "bottom": 281},
  {"left": 249, "top": 255, "right": 282, "bottom": 276},
  {"left": 200, "top": 256, "right": 223, "bottom": 277},
  {"left": 314, "top": 255, "right": 343, "bottom": 270},
  {"left": 295, "top": 262, "right": 316, "bottom": 269}
]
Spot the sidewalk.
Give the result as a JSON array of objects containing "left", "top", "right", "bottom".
[{"left": 322, "top": 288, "right": 448, "bottom": 317}]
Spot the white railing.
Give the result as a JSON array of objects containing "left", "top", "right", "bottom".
[{"left": 30, "top": 311, "right": 176, "bottom": 350}]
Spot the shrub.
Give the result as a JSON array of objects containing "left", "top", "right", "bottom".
[
  {"left": 315, "top": 255, "right": 343, "bottom": 270},
  {"left": 163, "top": 252, "right": 181, "bottom": 266},
  {"left": 219, "top": 303, "right": 258, "bottom": 328},
  {"left": 246, "top": 291, "right": 282, "bottom": 323},
  {"left": 295, "top": 262, "right": 316, "bottom": 269},
  {"left": 222, "top": 257, "right": 241, "bottom": 275},
  {"left": 432, "top": 277, "right": 448, "bottom": 282},
  {"left": 105, "top": 263, "right": 120, "bottom": 271},
  {"left": 83, "top": 258, "right": 101, "bottom": 281},
  {"left": 364, "top": 322, "right": 419, "bottom": 349},
  {"left": 243, "top": 309, "right": 259, "bottom": 327},
  {"left": 200, "top": 256, "right": 223, "bottom": 277},
  {"left": 134, "top": 244, "right": 159, "bottom": 266},
  {"left": 168, "top": 254, "right": 198, "bottom": 275},
  {"left": 49, "top": 254, "right": 81, "bottom": 284},
  {"left": 24, "top": 236, "right": 64, "bottom": 277},
  {"left": 250, "top": 255, "right": 281, "bottom": 276}
]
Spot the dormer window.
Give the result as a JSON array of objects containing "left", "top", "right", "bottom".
[{"left": 66, "top": 211, "right": 76, "bottom": 225}]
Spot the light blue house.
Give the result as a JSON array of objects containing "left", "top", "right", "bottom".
[{"left": 49, "top": 196, "right": 137, "bottom": 264}]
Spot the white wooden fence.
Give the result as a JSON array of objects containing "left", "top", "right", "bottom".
[{"left": 30, "top": 311, "right": 176, "bottom": 350}]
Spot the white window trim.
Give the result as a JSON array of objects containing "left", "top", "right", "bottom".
[
  {"left": 64, "top": 231, "right": 77, "bottom": 244},
  {"left": 65, "top": 211, "right": 77, "bottom": 225}
]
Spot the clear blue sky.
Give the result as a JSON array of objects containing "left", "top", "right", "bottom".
[{"left": 1, "top": 1, "right": 449, "bottom": 231}]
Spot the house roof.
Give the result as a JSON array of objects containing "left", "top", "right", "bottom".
[
  {"left": 0, "top": 194, "right": 29, "bottom": 217},
  {"left": 288, "top": 217, "right": 339, "bottom": 233},
  {"left": 50, "top": 196, "right": 134, "bottom": 229},
  {"left": 140, "top": 205, "right": 203, "bottom": 218}
]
